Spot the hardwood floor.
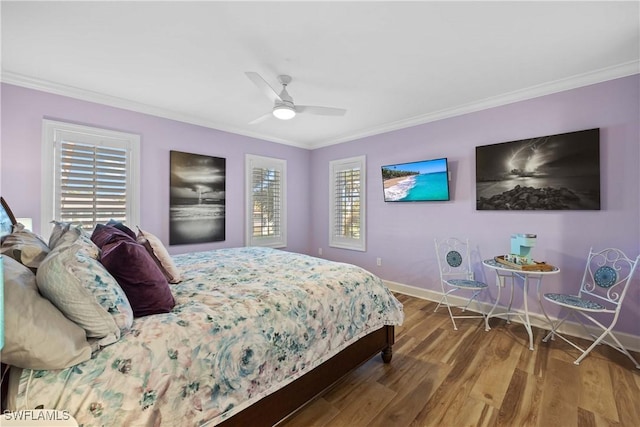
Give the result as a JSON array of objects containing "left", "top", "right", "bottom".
[{"left": 280, "top": 294, "right": 640, "bottom": 427}]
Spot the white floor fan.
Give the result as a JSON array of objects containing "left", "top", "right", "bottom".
[{"left": 245, "top": 71, "right": 347, "bottom": 124}]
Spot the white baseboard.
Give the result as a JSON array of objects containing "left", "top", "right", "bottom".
[{"left": 384, "top": 280, "right": 640, "bottom": 353}]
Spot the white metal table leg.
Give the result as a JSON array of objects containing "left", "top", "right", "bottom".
[
  {"left": 536, "top": 275, "right": 554, "bottom": 335},
  {"left": 485, "top": 274, "right": 503, "bottom": 331},
  {"left": 520, "top": 274, "right": 534, "bottom": 350},
  {"left": 482, "top": 258, "right": 560, "bottom": 351},
  {"left": 504, "top": 272, "right": 515, "bottom": 324}
]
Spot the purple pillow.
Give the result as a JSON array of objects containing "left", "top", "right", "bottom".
[
  {"left": 106, "top": 220, "right": 137, "bottom": 240},
  {"left": 91, "top": 224, "right": 135, "bottom": 249},
  {"left": 100, "top": 239, "right": 175, "bottom": 317}
]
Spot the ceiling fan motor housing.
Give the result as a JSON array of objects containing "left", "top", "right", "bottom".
[
  {"left": 273, "top": 75, "right": 296, "bottom": 119},
  {"left": 277, "top": 76, "right": 295, "bottom": 105}
]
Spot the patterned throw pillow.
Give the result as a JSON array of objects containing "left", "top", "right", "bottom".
[
  {"left": 48, "top": 220, "right": 71, "bottom": 249},
  {"left": 48, "top": 221, "right": 96, "bottom": 253},
  {"left": 36, "top": 237, "right": 134, "bottom": 346},
  {"left": 0, "top": 224, "right": 50, "bottom": 270}
]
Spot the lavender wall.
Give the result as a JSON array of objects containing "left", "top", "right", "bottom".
[
  {"left": 310, "top": 75, "right": 640, "bottom": 336},
  {"left": 2, "top": 76, "right": 638, "bottom": 336},
  {"left": 0, "top": 84, "right": 311, "bottom": 255}
]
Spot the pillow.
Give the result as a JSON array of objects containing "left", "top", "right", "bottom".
[
  {"left": 91, "top": 224, "right": 135, "bottom": 249},
  {"left": 36, "top": 239, "right": 131, "bottom": 346},
  {"left": 48, "top": 220, "right": 71, "bottom": 249},
  {"left": 100, "top": 239, "right": 175, "bottom": 317},
  {"left": 1, "top": 256, "right": 92, "bottom": 369},
  {"left": 64, "top": 235, "right": 133, "bottom": 332},
  {"left": 106, "top": 219, "right": 137, "bottom": 240},
  {"left": 136, "top": 227, "right": 182, "bottom": 283},
  {"left": 49, "top": 221, "right": 96, "bottom": 253},
  {"left": 0, "top": 225, "right": 50, "bottom": 270}
]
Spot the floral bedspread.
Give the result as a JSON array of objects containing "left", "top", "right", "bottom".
[{"left": 11, "top": 247, "right": 404, "bottom": 426}]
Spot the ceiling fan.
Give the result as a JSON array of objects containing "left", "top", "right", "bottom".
[{"left": 245, "top": 72, "right": 347, "bottom": 124}]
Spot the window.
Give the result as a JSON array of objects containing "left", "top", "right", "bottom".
[
  {"left": 245, "top": 154, "right": 286, "bottom": 248},
  {"left": 329, "top": 156, "right": 366, "bottom": 251},
  {"left": 41, "top": 120, "right": 140, "bottom": 236}
]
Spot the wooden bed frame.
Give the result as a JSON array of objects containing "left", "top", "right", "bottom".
[
  {"left": 0, "top": 196, "right": 17, "bottom": 239},
  {"left": 219, "top": 325, "right": 394, "bottom": 427},
  {"left": 1, "top": 323, "right": 395, "bottom": 424}
]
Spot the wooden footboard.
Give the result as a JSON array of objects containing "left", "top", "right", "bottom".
[{"left": 217, "top": 325, "right": 395, "bottom": 427}]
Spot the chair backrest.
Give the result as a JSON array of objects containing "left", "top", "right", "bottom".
[
  {"left": 434, "top": 237, "right": 474, "bottom": 281},
  {"left": 579, "top": 247, "right": 639, "bottom": 312}
]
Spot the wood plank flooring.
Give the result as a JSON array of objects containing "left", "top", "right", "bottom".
[{"left": 280, "top": 294, "right": 640, "bottom": 427}]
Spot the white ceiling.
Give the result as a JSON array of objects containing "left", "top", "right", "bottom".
[{"left": 2, "top": 1, "right": 639, "bottom": 149}]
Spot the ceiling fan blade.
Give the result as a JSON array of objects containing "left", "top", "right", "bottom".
[
  {"left": 296, "top": 105, "right": 347, "bottom": 116},
  {"left": 249, "top": 112, "right": 272, "bottom": 125},
  {"left": 245, "top": 72, "right": 282, "bottom": 104}
]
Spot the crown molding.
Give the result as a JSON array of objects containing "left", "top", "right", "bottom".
[
  {"left": 308, "top": 60, "right": 640, "bottom": 149},
  {"left": 3, "top": 60, "right": 638, "bottom": 151},
  {"left": 0, "top": 71, "right": 308, "bottom": 149}
]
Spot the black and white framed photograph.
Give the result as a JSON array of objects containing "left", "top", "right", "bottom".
[
  {"left": 170, "top": 151, "right": 226, "bottom": 244},
  {"left": 476, "top": 128, "right": 600, "bottom": 210}
]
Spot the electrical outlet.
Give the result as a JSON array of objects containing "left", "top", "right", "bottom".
[{"left": 376, "top": 257, "right": 382, "bottom": 266}]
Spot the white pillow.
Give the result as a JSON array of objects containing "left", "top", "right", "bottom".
[
  {"left": 137, "top": 227, "right": 182, "bottom": 283},
  {"left": 1, "top": 256, "right": 92, "bottom": 369}
]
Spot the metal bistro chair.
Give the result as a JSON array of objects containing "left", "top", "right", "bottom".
[
  {"left": 542, "top": 247, "right": 640, "bottom": 367},
  {"left": 434, "top": 237, "right": 489, "bottom": 330}
]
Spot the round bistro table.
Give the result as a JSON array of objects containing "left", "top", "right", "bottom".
[{"left": 483, "top": 258, "right": 560, "bottom": 350}]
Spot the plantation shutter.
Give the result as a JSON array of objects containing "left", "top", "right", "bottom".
[
  {"left": 56, "top": 141, "right": 129, "bottom": 230},
  {"left": 245, "top": 155, "right": 287, "bottom": 248},
  {"left": 334, "top": 168, "right": 361, "bottom": 239},
  {"left": 251, "top": 167, "right": 281, "bottom": 238},
  {"left": 42, "top": 119, "right": 140, "bottom": 236},
  {"left": 329, "top": 156, "right": 366, "bottom": 251}
]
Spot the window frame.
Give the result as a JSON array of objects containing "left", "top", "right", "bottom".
[
  {"left": 41, "top": 119, "right": 140, "bottom": 238},
  {"left": 329, "top": 155, "right": 366, "bottom": 251},
  {"left": 245, "top": 154, "right": 287, "bottom": 248}
]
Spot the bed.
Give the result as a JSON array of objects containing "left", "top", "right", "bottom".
[{"left": 0, "top": 198, "right": 404, "bottom": 426}]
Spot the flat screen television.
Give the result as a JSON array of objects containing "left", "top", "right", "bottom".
[{"left": 381, "top": 157, "right": 450, "bottom": 202}]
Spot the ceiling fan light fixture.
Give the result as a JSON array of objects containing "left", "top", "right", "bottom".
[
  {"left": 246, "top": 72, "right": 346, "bottom": 124},
  {"left": 273, "top": 104, "right": 296, "bottom": 120}
]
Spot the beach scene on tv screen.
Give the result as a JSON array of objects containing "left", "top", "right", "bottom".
[{"left": 382, "top": 158, "right": 449, "bottom": 202}]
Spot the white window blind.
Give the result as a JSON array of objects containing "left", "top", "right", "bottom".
[
  {"left": 252, "top": 167, "right": 281, "bottom": 237},
  {"left": 329, "top": 156, "right": 366, "bottom": 251},
  {"left": 57, "top": 142, "right": 128, "bottom": 229},
  {"left": 334, "top": 168, "right": 361, "bottom": 238},
  {"left": 42, "top": 120, "right": 140, "bottom": 236},
  {"left": 245, "top": 155, "right": 287, "bottom": 248}
]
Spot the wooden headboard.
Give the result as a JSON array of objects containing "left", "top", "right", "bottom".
[
  {"left": 1, "top": 196, "right": 17, "bottom": 409},
  {"left": 1, "top": 196, "right": 17, "bottom": 240}
]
